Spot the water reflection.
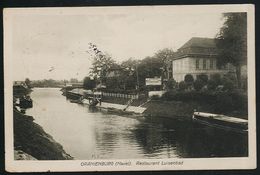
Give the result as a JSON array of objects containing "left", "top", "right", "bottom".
[
  {"left": 26, "top": 88, "right": 248, "bottom": 160},
  {"left": 133, "top": 117, "right": 248, "bottom": 158}
]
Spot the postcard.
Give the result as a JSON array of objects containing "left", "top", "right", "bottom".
[{"left": 4, "top": 4, "right": 256, "bottom": 172}]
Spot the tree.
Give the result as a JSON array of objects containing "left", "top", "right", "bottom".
[
  {"left": 121, "top": 58, "right": 139, "bottom": 89},
  {"left": 154, "top": 48, "right": 175, "bottom": 79},
  {"left": 25, "top": 78, "right": 31, "bottom": 88},
  {"left": 87, "top": 43, "right": 117, "bottom": 84},
  {"left": 83, "top": 77, "right": 96, "bottom": 90},
  {"left": 137, "top": 56, "right": 163, "bottom": 87},
  {"left": 70, "top": 78, "right": 78, "bottom": 83},
  {"left": 216, "top": 13, "right": 247, "bottom": 88}
]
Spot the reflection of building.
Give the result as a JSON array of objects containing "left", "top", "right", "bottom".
[{"left": 171, "top": 37, "right": 235, "bottom": 82}]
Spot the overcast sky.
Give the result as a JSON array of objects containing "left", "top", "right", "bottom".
[{"left": 7, "top": 6, "right": 225, "bottom": 81}]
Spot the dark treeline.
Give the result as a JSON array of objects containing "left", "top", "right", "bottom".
[{"left": 30, "top": 78, "right": 82, "bottom": 88}]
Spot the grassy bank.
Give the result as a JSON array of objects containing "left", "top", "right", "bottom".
[
  {"left": 14, "top": 109, "right": 73, "bottom": 160},
  {"left": 100, "top": 90, "right": 247, "bottom": 120},
  {"left": 143, "top": 90, "right": 248, "bottom": 120}
]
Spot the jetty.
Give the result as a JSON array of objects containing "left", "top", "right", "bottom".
[{"left": 63, "top": 88, "right": 147, "bottom": 115}]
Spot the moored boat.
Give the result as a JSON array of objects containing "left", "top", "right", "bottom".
[{"left": 192, "top": 112, "right": 248, "bottom": 133}]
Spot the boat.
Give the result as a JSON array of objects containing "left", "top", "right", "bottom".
[
  {"left": 192, "top": 112, "right": 248, "bottom": 133},
  {"left": 81, "top": 97, "right": 100, "bottom": 107},
  {"left": 69, "top": 99, "right": 83, "bottom": 104}
]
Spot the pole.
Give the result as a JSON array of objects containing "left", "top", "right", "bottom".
[{"left": 136, "top": 64, "right": 139, "bottom": 90}]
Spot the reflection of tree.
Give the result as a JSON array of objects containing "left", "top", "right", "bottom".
[
  {"left": 133, "top": 117, "right": 248, "bottom": 158},
  {"left": 132, "top": 118, "right": 179, "bottom": 157},
  {"left": 173, "top": 126, "right": 248, "bottom": 158}
]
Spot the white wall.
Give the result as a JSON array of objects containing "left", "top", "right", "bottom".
[{"left": 172, "top": 57, "right": 234, "bottom": 82}]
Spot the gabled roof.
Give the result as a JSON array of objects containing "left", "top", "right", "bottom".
[{"left": 179, "top": 37, "right": 217, "bottom": 49}]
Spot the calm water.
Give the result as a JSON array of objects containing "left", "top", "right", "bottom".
[{"left": 26, "top": 88, "right": 248, "bottom": 159}]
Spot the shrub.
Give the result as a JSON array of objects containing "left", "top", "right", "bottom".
[
  {"left": 178, "top": 81, "right": 187, "bottom": 91},
  {"left": 197, "top": 74, "right": 208, "bottom": 83},
  {"left": 184, "top": 74, "right": 194, "bottom": 85},
  {"left": 161, "top": 90, "right": 247, "bottom": 115},
  {"left": 241, "top": 77, "right": 247, "bottom": 91},
  {"left": 151, "top": 95, "right": 160, "bottom": 100},
  {"left": 207, "top": 79, "right": 217, "bottom": 90},
  {"left": 193, "top": 79, "right": 205, "bottom": 91},
  {"left": 210, "top": 73, "right": 222, "bottom": 85},
  {"left": 166, "top": 78, "right": 177, "bottom": 90},
  {"left": 214, "top": 92, "right": 234, "bottom": 113},
  {"left": 222, "top": 75, "right": 236, "bottom": 91}
]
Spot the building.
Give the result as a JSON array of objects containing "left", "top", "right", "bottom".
[{"left": 171, "top": 37, "right": 235, "bottom": 82}]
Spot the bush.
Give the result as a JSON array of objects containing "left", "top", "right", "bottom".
[
  {"left": 222, "top": 78, "right": 235, "bottom": 91},
  {"left": 166, "top": 78, "right": 177, "bottom": 90},
  {"left": 241, "top": 77, "right": 247, "bottom": 91},
  {"left": 197, "top": 74, "right": 208, "bottom": 83},
  {"left": 184, "top": 74, "right": 194, "bottom": 85},
  {"left": 151, "top": 95, "right": 160, "bottom": 100},
  {"left": 210, "top": 73, "right": 222, "bottom": 84},
  {"left": 193, "top": 79, "right": 205, "bottom": 91},
  {"left": 214, "top": 92, "right": 234, "bottom": 113},
  {"left": 161, "top": 90, "right": 248, "bottom": 115},
  {"left": 178, "top": 81, "right": 187, "bottom": 91},
  {"left": 207, "top": 79, "right": 217, "bottom": 90}
]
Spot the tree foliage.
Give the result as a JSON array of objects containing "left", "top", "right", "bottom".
[
  {"left": 154, "top": 48, "right": 175, "bottom": 79},
  {"left": 87, "top": 43, "right": 117, "bottom": 82},
  {"left": 25, "top": 78, "right": 31, "bottom": 88},
  {"left": 216, "top": 13, "right": 247, "bottom": 88}
]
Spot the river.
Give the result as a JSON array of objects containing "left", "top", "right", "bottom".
[{"left": 26, "top": 88, "right": 248, "bottom": 159}]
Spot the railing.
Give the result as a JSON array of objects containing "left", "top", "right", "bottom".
[{"left": 102, "top": 92, "right": 139, "bottom": 99}]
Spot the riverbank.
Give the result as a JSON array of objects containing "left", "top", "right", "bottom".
[
  {"left": 143, "top": 100, "right": 247, "bottom": 120},
  {"left": 95, "top": 95, "right": 247, "bottom": 120},
  {"left": 64, "top": 88, "right": 248, "bottom": 120},
  {"left": 14, "top": 109, "right": 73, "bottom": 160}
]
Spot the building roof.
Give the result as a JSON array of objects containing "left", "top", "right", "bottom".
[
  {"left": 179, "top": 37, "right": 217, "bottom": 49},
  {"left": 173, "top": 37, "right": 218, "bottom": 60}
]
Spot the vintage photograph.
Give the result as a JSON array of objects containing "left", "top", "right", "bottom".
[{"left": 4, "top": 5, "right": 256, "bottom": 172}]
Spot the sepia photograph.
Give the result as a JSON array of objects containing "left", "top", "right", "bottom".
[{"left": 4, "top": 4, "right": 256, "bottom": 172}]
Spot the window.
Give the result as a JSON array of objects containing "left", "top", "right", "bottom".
[
  {"left": 196, "top": 59, "right": 199, "bottom": 70},
  {"left": 203, "top": 59, "right": 206, "bottom": 70},
  {"left": 210, "top": 59, "right": 213, "bottom": 69}
]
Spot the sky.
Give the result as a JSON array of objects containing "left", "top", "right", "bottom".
[{"left": 7, "top": 6, "right": 225, "bottom": 81}]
